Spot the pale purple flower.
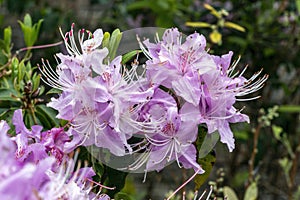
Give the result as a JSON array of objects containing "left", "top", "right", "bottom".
[
  {"left": 125, "top": 106, "right": 204, "bottom": 175},
  {"left": 0, "top": 157, "right": 55, "bottom": 200},
  {"left": 38, "top": 157, "right": 103, "bottom": 200},
  {"left": 41, "top": 24, "right": 158, "bottom": 158},
  {"left": 185, "top": 51, "right": 267, "bottom": 151},
  {"left": 140, "top": 28, "right": 267, "bottom": 152},
  {"left": 0, "top": 118, "right": 110, "bottom": 200},
  {"left": 0, "top": 119, "right": 55, "bottom": 200},
  {"left": 12, "top": 109, "right": 74, "bottom": 163},
  {"left": 140, "top": 28, "right": 216, "bottom": 106},
  {"left": 145, "top": 106, "right": 203, "bottom": 173}
]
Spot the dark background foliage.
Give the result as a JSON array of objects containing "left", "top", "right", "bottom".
[{"left": 0, "top": 0, "right": 299, "bottom": 199}]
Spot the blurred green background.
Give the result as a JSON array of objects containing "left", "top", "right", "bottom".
[{"left": 0, "top": 0, "right": 299, "bottom": 199}]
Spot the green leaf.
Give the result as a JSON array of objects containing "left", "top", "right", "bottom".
[
  {"left": 0, "top": 46, "right": 8, "bottom": 65},
  {"left": 278, "top": 157, "right": 293, "bottom": 188},
  {"left": 224, "top": 186, "right": 239, "bottom": 200},
  {"left": 0, "top": 88, "right": 19, "bottom": 101},
  {"left": 278, "top": 105, "right": 300, "bottom": 113},
  {"left": 11, "top": 57, "right": 19, "bottom": 83},
  {"left": 194, "top": 126, "right": 216, "bottom": 190},
  {"left": 46, "top": 88, "right": 62, "bottom": 95},
  {"left": 35, "top": 104, "right": 59, "bottom": 129},
  {"left": 23, "top": 14, "right": 32, "bottom": 27},
  {"left": 17, "top": 60, "right": 26, "bottom": 87},
  {"left": 244, "top": 182, "right": 258, "bottom": 200},
  {"left": 32, "top": 73, "right": 41, "bottom": 92},
  {"left": 121, "top": 50, "right": 142, "bottom": 64},
  {"left": 194, "top": 150, "right": 216, "bottom": 190},
  {"left": 272, "top": 125, "right": 294, "bottom": 158},
  {"left": 24, "top": 109, "right": 35, "bottom": 128},
  {"left": 0, "top": 100, "right": 21, "bottom": 110},
  {"left": 224, "top": 21, "right": 246, "bottom": 32},
  {"left": 32, "top": 19, "right": 44, "bottom": 46},
  {"left": 204, "top": 3, "right": 221, "bottom": 18},
  {"left": 272, "top": 125, "right": 283, "bottom": 140},
  {"left": 296, "top": 0, "right": 300, "bottom": 14},
  {"left": 102, "top": 32, "right": 110, "bottom": 49},
  {"left": 293, "top": 185, "right": 300, "bottom": 200},
  {"left": 18, "top": 14, "right": 43, "bottom": 47},
  {"left": 104, "top": 166, "right": 128, "bottom": 198},
  {"left": 114, "top": 192, "right": 133, "bottom": 200},
  {"left": 0, "top": 108, "right": 14, "bottom": 119},
  {"left": 18, "top": 22, "right": 32, "bottom": 47},
  {"left": 108, "top": 29, "right": 122, "bottom": 61},
  {"left": 127, "top": 1, "right": 153, "bottom": 11},
  {"left": 3, "top": 26, "right": 12, "bottom": 53},
  {"left": 227, "top": 36, "right": 248, "bottom": 47},
  {"left": 185, "top": 22, "right": 211, "bottom": 28},
  {"left": 279, "top": 157, "right": 292, "bottom": 174},
  {"left": 198, "top": 131, "right": 219, "bottom": 158},
  {"left": 0, "top": 76, "right": 12, "bottom": 88}
]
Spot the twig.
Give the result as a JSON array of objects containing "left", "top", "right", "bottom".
[{"left": 248, "top": 124, "right": 261, "bottom": 183}]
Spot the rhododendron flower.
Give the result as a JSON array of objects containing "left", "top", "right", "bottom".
[
  {"left": 124, "top": 104, "right": 204, "bottom": 175},
  {"left": 139, "top": 28, "right": 216, "bottom": 106},
  {"left": 140, "top": 28, "right": 268, "bottom": 152},
  {"left": 12, "top": 109, "right": 72, "bottom": 163},
  {"left": 40, "top": 25, "right": 267, "bottom": 175},
  {"left": 0, "top": 118, "right": 111, "bottom": 200},
  {"left": 145, "top": 106, "right": 204, "bottom": 173},
  {"left": 41, "top": 24, "right": 157, "bottom": 157}
]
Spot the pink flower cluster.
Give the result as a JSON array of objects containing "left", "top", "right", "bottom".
[
  {"left": 41, "top": 25, "right": 267, "bottom": 175},
  {"left": 0, "top": 110, "right": 110, "bottom": 200}
]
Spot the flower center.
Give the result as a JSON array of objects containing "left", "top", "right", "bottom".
[{"left": 162, "top": 122, "right": 176, "bottom": 136}]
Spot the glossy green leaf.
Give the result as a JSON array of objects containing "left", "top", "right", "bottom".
[
  {"left": 121, "top": 50, "right": 142, "bottom": 64},
  {"left": 194, "top": 126, "right": 216, "bottom": 190},
  {"left": 17, "top": 60, "right": 26, "bottom": 89},
  {"left": 32, "top": 18, "right": 43, "bottom": 46},
  {"left": 24, "top": 110, "right": 35, "bottom": 127},
  {"left": 0, "top": 46, "right": 8, "bottom": 65},
  {"left": 194, "top": 150, "right": 216, "bottom": 190},
  {"left": 18, "top": 22, "right": 32, "bottom": 47},
  {"left": 104, "top": 165, "right": 128, "bottom": 198},
  {"left": 39, "top": 85, "right": 45, "bottom": 96},
  {"left": 108, "top": 29, "right": 122, "bottom": 60},
  {"left": 198, "top": 131, "right": 219, "bottom": 158},
  {"left": 23, "top": 14, "right": 32, "bottom": 27},
  {"left": 0, "top": 108, "right": 14, "bottom": 119},
  {"left": 46, "top": 88, "right": 62, "bottom": 95},
  {"left": 0, "top": 88, "right": 19, "bottom": 101},
  {"left": 224, "top": 186, "right": 239, "bottom": 200},
  {"left": 18, "top": 14, "right": 43, "bottom": 47},
  {"left": 102, "top": 32, "right": 110, "bottom": 49},
  {"left": 31, "top": 73, "right": 41, "bottom": 92},
  {"left": 244, "top": 182, "right": 258, "bottom": 200},
  {"left": 3, "top": 26, "right": 12, "bottom": 53},
  {"left": 11, "top": 57, "right": 19, "bottom": 82},
  {"left": 35, "top": 104, "right": 59, "bottom": 129}
]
